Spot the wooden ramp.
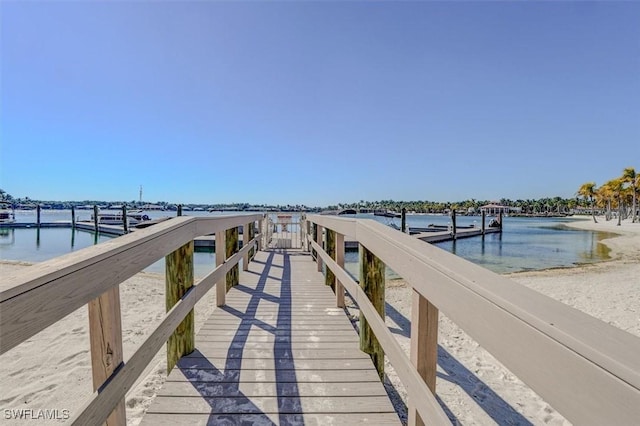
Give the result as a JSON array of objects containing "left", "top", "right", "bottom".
[{"left": 141, "top": 249, "right": 400, "bottom": 425}]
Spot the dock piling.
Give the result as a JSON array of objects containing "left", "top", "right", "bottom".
[
  {"left": 451, "top": 209, "right": 457, "bottom": 240},
  {"left": 122, "top": 205, "right": 128, "bottom": 234},
  {"left": 359, "top": 244, "right": 385, "bottom": 380},
  {"left": 71, "top": 206, "right": 76, "bottom": 229},
  {"left": 93, "top": 205, "right": 99, "bottom": 234},
  {"left": 482, "top": 210, "right": 486, "bottom": 235},
  {"left": 401, "top": 208, "right": 407, "bottom": 233},
  {"left": 36, "top": 204, "right": 41, "bottom": 227}
]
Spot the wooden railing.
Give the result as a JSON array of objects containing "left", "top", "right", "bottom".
[
  {"left": 303, "top": 214, "right": 640, "bottom": 426},
  {"left": 0, "top": 214, "right": 264, "bottom": 425}
]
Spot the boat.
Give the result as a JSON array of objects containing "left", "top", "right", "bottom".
[
  {"left": 0, "top": 203, "right": 15, "bottom": 224},
  {"left": 488, "top": 218, "right": 501, "bottom": 228},
  {"left": 373, "top": 209, "right": 401, "bottom": 218},
  {"left": 92, "top": 210, "right": 151, "bottom": 226}
]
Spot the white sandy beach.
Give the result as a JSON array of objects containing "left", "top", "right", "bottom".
[{"left": 0, "top": 215, "right": 638, "bottom": 425}]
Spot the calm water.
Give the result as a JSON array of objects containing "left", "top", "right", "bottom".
[
  {"left": 0, "top": 210, "right": 234, "bottom": 277},
  {"left": 0, "top": 210, "right": 615, "bottom": 277}
]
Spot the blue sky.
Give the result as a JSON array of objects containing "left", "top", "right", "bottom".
[{"left": 1, "top": 1, "right": 639, "bottom": 206}]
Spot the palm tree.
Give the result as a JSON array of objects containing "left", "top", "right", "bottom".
[
  {"left": 622, "top": 167, "right": 637, "bottom": 223},
  {"left": 577, "top": 182, "right": 598, "bottom": 223},
  {"left": 604, "top": 178, "right": 624, "bottom": 226},
  {"left": 597, "top": 183, "right": 614, "bottom": 221}
]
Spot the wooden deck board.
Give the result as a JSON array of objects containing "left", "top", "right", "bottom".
[
  {"left": 141, "top": 413, "right": 401, "bottom": 425},
  {"left": 141, "top": 249, "right": 400, "bottom": 425}
]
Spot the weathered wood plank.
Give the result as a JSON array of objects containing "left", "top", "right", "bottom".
[
  {"left": 192, "top": 342, "right": 362, "bottom": 352},
  {"left": 166, "top": 367, "right": 384, "bottom": 383},
  {"left": 87, "top": 286, "right": 125, "bottom": 426},
  {"left": 225, "top": 226, "right": 239, "bottom": 290},
  {"left": 194, "top": 334, "right": 359, "bottom": 343},
  {"left": 165, "top": 241, "right": 195, "bottom": 374},
  {"left": 359, "top": 244, "right": 385, "bottom": 379},
  {"left": 147, "top": 395, "right": 396, "bottom": 414},
  {"left": 157, "top": 380, "right": 387, "bottom": 397},
  {"left": 243, "top": 221, "right": 251, "bottom": 271},
  {"left": 326, "top": 228, "right": 336, "bottom": 290},
  {"left": 140, "top": 412, "right": 400, "bottom": 426},
  {"left": 182, "top": 348, "right": 371, "bottom": 360},
  {"left": 215, "top": 229, "right": 226, "bottom": 307},
  {"left": 409, "top": 290, "right": 439, "bottom": 426},
  {"left": 196, "top": 329, "right": 358, "bottom": 337},
  {"left": 174, "top": 357, "right": 376, "bottom": 371},
  {"left": 335, "top": 232, "right": 345, "bottom": 308}
]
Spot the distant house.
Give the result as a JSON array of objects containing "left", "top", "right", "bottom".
[{"left": 480, "top": 204, "right": 511, "bottom": 216}]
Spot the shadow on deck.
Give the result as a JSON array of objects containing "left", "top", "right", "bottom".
[{"left": 141, "top": 250, "right": 400, "bottom": 425}]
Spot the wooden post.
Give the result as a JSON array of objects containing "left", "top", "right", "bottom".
[
  {"left": 316, "top": 225, "right": 324, "bottom": 272},
  {"left": 499, "top": 209, "right": 503, "bottom": 229},
  {"left": 451, "top": 209, "right": 457, "bottom": 240},
  {"left": 325, "top": 228, "right": 336, "bottom": 290},
  {"left": 71, "top": 205, "right": 76, "bottom": 229},
  {"left": 300, "top": 215, "right": 306, "bottom": 251},
  {"left": 408, "top": 290, "right": 439, "bottom": 426},
  {"left": 88, "top": 286, "right": 125, "bottom": 425},
  {"left": 93, "top": 205, "right": 99, "bottom": 234},
  {"left": 216, "top": 229, "right": 227, "bottom": 307},
  {"left": 401, "top": 208, "right": 407, "bottom": 233},
  {"left": 258, "top": 218, "right": 263, "bottom": 250},
  {"left": 243, "top": 222, "right": 250, "bottom": 271},
  {"left": 359, "top": 244, "right": 385, "bottom": 379},
  {"left": 36, "top": 204, "right": 41, "bottom": 227},
  {"left": 177, "top": 204, "right": 183, "bottom": 217},
  {"left": 335, "top": 232, "right": 345, "bottom": 308},
  {"left": 311, "top": 223, "right": 317, "bottom": 261},
  {"left": 122, "top": 205, "right": 128, "bottom": 234},
  {"left": 226, "top": 227, "right": 239, "bottom": 290},
  {"left": 482, "top": 210, "right": 486, "bottom": 235},
  {"left": 165, "top": 241, "right": 194, "bottom": 373},
  {"left": 248, "top": 221, "right": 256, "bottom": 260}
]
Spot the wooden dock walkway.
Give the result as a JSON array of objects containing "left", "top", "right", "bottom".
[
  {"left": 414, "top": 226, "right": 501, "bottom": 243},
  {"left": 141, "top": 249, "right": 400, "bottom": 425}
]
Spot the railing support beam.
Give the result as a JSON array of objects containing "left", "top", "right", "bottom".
[
  {"left": 359, "top": 244, "right": 385, "bottom": 379},
  {"left": 335, "top": 232, "right": 345, "bottom": 308},
  {"left": 226, "top": 227, "right": 239, "bottom": 289},
  {"left": 243, "top": 222, "right": 250, "bottom": 271},
  {"left": 88, "top": 286, "right": 125, "bottom": 426},
  {"left": 325, "top": 228, "right": 336, "bottom": 290},
  {"left": 216, "top": 230, "right": 227, "bottom": 306},
  {"left": 408, "top": 290, "right": 439, "bottom": 426},
  {"left": 316, "top": 225, "right": 324, "bottom": 272},
  {"left": 165, "top": 241, "right": 194, "bottom": 374}
]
